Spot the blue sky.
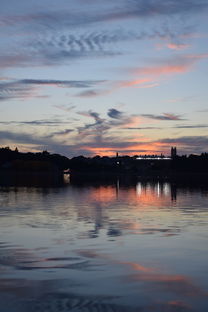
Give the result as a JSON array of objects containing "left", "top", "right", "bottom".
[{"left": 1, "top": 0, "right": 208, "bottom": 157}]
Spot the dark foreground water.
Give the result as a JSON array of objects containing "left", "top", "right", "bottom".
[{"left": 0, "top": 175, "right": 208, "bottom": 312}]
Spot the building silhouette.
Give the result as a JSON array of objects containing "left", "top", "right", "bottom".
[{"left": 171, "top": 147, "right": 177, "bottom": 159}]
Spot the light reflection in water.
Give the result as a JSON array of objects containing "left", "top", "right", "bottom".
[
  {"left": 136, "top": 181, "right": 171, "bottom": 201},
  {"left": 0, "top": 178, "right": 207, "bottom": 312}
]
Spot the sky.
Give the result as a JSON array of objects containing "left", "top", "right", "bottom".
[{"left": 0, "top": 0, "right": 208, "bottom": 157}]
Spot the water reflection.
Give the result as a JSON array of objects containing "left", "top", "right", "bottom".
[{"left": 0, "top": 178, "right": 208, "bottom": 311}]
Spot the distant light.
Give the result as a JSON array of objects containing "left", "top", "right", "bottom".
[{"left": 136, "top": 157, "right": 171, "bottom": 160}]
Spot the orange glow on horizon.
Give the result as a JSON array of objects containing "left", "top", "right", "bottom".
[{"left": 84, "top": 142, "right": 168, "bottom": 157}]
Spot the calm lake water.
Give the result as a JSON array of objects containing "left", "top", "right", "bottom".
[{"left": 0, "top": 175, "right": 208, "bottom": 312}]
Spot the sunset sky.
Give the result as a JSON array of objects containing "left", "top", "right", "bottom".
[{"left": 1, "top": 0, "right": 208, "bottom": 157}]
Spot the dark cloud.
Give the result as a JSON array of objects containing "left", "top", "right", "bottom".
[
  {"left": 127, "top": 127, "right": 161, "bottom": 130},
  {"left": 1, "top": 1, "right": 207, "bottom": 30},
  {"left": 76, "top": 90, "right": 102, "bottom": 97},
  {"left": 77, "top": 110, "right": 107, "bottom": 136},
  {"left": 47, "top": 129, "right": 74, "bottom": 138},
  {"left": 160, "top": 136, "right": 208, "bottom": 145},
  {"left": 128, "top": 124, "right": 208, "bottom": 130},
  {"left": 0, "top": 47, "right": 121, "bottom": 71},
  {"left": 72, "top": 138, "right": 142, "bottom": 150},
  {"left": 19, "top": 79, "right": 103, "bottom": 88},
  {"left": 0, "top": 119, "right": 70, "bottom": 126},
  {"left": 159, "top": 136, "right": 208, "bottom": 154},
  {"left": 173, "top": 124, "right": 208, "bottom": 129},
  {"left": 0, "top": 129, "right": 76, "bottom": 157},
  {"left": 78, "top": 110, "right": 104, "bottom": 124},
  {"left": 108, "top": 108, "right": 123, "bottom": 119},
  {"left": 76, "top": 109, "right": 140, "bottom": 137},
  {"left": 0, "top": 130, "right": 49, "bottom": 146},
  {"left": 142, "top": 113, "right": 185, "bottom": 121},
  {"left": 53, "top": 104, "right": 75, "bottom": 112},
  {"left": 124, "top": 0, "right": 208, "bottom": 17}
]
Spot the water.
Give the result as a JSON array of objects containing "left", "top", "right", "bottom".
[{"left": 0, "top": 175, "right": 208, "bottom": 312}]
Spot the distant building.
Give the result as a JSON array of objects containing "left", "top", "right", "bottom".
[{"left": 171, "top": 147, "right": 177, "bottom": 158}]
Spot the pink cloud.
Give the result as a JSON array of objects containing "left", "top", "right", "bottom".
[
  {"left": 126, "top": 53, "right": 208, "bottom": 86},
  {"left": 167, "top": 43, "right": 191, "bottom": 50},
  {"left": 135, "top": 64, "right": 189, "bottom": 76},
  {"left": 119, "top": 78, "right": 151, "bottom": 87},
  {"left": 187, "top": 53, "right": 208, "bottom": 60},
  {"left": 156, "top": 42, "right": 191, "bottom": 51}
]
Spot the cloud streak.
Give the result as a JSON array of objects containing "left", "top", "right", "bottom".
[
  {"left": 173, "top": 124, "right": 208, "bottom": 129},
  {"left": 0, "top": 79, "right": 104, "bottom": 101},
  {"left": 0, "top": 130, "right": 50, "bottom": 146},
  {"left": 53, "top": 104, "right": 75, "bottom": 112},
  {"left": 47, "top": 129, "right": 74, "bottom": 138},
  {"left": 127, "top": 54, "right": 208, "bottom": 86},
  {"left": 126, "top": 127, "right": 161, "bottom": 130},
  {"left": 77, "top": 53, "right": 208, "bottom": 98},
  {"left": 0, "top": 119, "right": 70, "bottom": 126},
  {"left": 160, "top": 135, "right": 208, "bottom": 148},
  {"left": 19, "top": 79, "right": 103, "bottom": 88},
  {"left": 1, "top": 1, "right": 207, "bottom": 29},
  {"left": 142, "top": 113, "right": 185, "bottom": 121}
]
